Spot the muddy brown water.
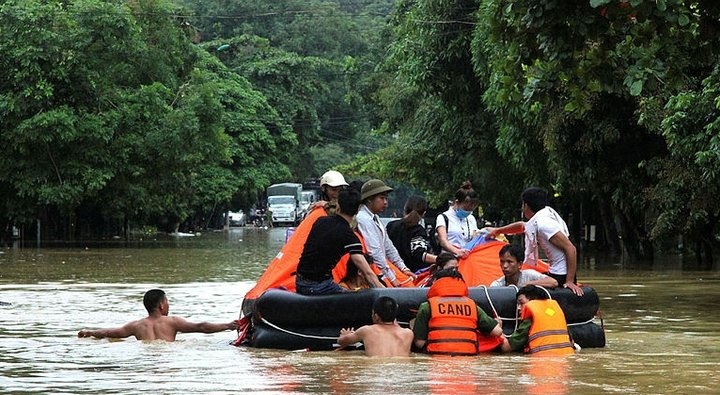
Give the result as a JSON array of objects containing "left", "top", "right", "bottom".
[{"left": 1, "top": 227, "right": 718, "bottom": 394}]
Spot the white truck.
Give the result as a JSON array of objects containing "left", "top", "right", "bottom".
[
  {"left": 266, "top": 183, "right": 302, "bottom": 226},
  {"left": 299, "top": 189, "right": 320, "bottom": 219}
]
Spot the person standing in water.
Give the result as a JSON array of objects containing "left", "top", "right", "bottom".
[
  {"left": 337, "top": 296, "right": 414, "bottom": 357},
  {"left": 77, "top": 289, "right": 239, "bottom": 341}
]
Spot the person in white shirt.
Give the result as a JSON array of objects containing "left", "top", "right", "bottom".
[
  {"left": 490, "top": 244, "right": 558, "bottom": 288},
  {"left": 487, "top": 187, "right": 583, "bottom": 296},
  {"left": 435, "top": 181, "right": 480, "bottom": 259},
  {"left": 356, "top": 179, "right": 415, "bottom": 287}
]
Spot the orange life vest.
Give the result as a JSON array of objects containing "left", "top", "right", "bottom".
[
  {"left": 426, "top": 277, "right": 479, "bottom": 356},
  {"left": 522, "top": 299, "right": 575, "bottom": 356}
]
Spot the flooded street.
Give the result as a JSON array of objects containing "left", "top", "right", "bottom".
[{"left": 1, "top": 227, "right": 719, "bottom": 394}]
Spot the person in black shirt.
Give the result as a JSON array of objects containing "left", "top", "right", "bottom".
[
  {"left": 386, "top": 196, "right": 437, "bottom": 272},
  {"left": 296, "top": 189, "right": 385, "bottom": 295}
]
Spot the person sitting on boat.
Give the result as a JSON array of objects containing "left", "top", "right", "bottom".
[
  {"left": 309, "top": 170, "right": 349, "bottom": 216},
  {"left": 500, "top": 284, "right": 576, "bottom": 356},
  {"left": 490, "top": 244, "right": 558, "bottom": 288},
  {"left": 416, "top": 252, "right": 459, "bottom": 288},
  {"left": 338, "top": 259, "right": 370, "bottom": 291},
  {"left": 412, "top": 269, "right": 504, "bottom": 355},
  {"left": 337, "top": 296, "right": 414, "bottom": 357},
  {"left": 77, "top": 289, "right": 239, "bottom": 341},
  {"left": 356, "top": 179, "right": 415, "bottom": 287},
  {"left": 435, "top": 181, "right": 480, "bottom": 259},
  {"left": 486, "top": 187, "right": 583, "bottom": 296},
  {"left": 295, "top": 188, "right": 385, "bottom": 295},
  {"left": 386, "top": 195, "right": 437, "bottom": 273}
]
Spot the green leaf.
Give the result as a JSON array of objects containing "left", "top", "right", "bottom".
[
  {"left": 656, "top": 0, "right": 667, "bottom": 12},
  {"left": 589, "top": 0, "right": 612, "bottom": 8},
  {"left": 678, "top": 14, "right": 690, "bottom": 26},
  {"left": 630, "top": 80, "right": 644, "bottom": 96}
]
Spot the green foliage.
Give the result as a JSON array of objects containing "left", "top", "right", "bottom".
[
  {"left": 367, "top": 0, "right": 525, "bottom": 216},
  {"left": 472, "top": 0, "right": 720, "bottom": 256},
  {"left": 645, "top": 65, "right": 720, "bottom": 242},
  {"left": 0, "top": 0, "right": 292, "bottom": 233}
]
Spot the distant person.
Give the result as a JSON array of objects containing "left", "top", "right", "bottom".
[
  {"left": 490, "top": 244, "right": 558, "bottom": 288},
  {"left": 500, "top": 285, "right": 575, "bottom": 355},
  {"left": 337, "top": 296, "right": 413, "bottom": 357},
  {"left": 77, "top": 289, "right": 239, "bottom": 341},
  {"left": 264, "top": 207, "right": 273, "bottom": 228},
  {"left": 486, "top": 187, "right": 583, "bottom": 296},
  {"left": 295, "top": 188, "right": 384, "bottom": 295},
  {"left": 435, "top": 181, "right": 480, "bottom": 259},
  {"left": 356, "top": 179, "right": 415, "bottom": 287},
  {"left": 386, "top": 195, "right": 437, "bottom": 272},
  {"left": 413, "top": 269, "right": 504, "bottom": 355}
]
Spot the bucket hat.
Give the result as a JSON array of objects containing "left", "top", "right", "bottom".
[{"left": 361, "top": 179, "right": 393, "bottom": 200}]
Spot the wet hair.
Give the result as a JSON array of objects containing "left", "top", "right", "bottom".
[
  {"left": 348, "top": 180, "right": 364, "bottom": 194},
  {"left": 432, "top": 268, "right": 465, "bottom": 282},
  {"left": 454, "top": 181, "right": 479, "bottom": 205},
  {"left": 143, "top": 289, "right": 166, "bottom": 313},
  {"left": 373, "top": 296, "right": 399, "bottom": 323},
  {"left": 403, "top": 196, "right": 428, "bottom": 215},
  {"left": 338, "top": 188, "right": 361, "bottom": 216},
  {"left": 499, "top": 244, "right": 524, "bottom": 263},
  {"left": 521, "top": 187, "right": 548, "bottom": 213},
  {"left": 401, "top": 195, "right": 428, "bottom": 227},
  {"left": 340, "top": 261, "right": 360, "bottom": 284},
  {"left": 435, "top": 252, "right": 458, "bottom": 269},
  {"left": 516, "top": 284, "right": 549, "bottom": 301}
]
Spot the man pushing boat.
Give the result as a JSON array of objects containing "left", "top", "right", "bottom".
[{"left": 337, "top": 296, "right": 413, "bottom": 357}]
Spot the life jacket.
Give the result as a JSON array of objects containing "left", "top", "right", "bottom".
[
  {"left": 426, "top": 277, "right": 479, "bottom": 356},
  {"left": 331, "top": 230, "right": 414, "bottom": 287},
  {"left": 522, "top": 299, "right": 575, "bottom": 356}
]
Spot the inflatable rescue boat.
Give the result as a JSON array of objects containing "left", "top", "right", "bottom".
[{"left": 235, "top": 208, "right": 605, "bottom": 351}]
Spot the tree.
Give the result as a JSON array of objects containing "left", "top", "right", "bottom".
[{"left": 0, "top": 0, "right": 293, "bottom": 238}]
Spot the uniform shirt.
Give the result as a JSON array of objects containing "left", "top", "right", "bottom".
[
  {"left": 413, "top": 301, "right": 498, "bottom": 341},
  {"left": 296, "top": 215, "right": 364, "bottom": 281},
  {"left": 506, "top": 319, "right": 533, "bottom": 351},
  {"left": 490, "top": 269, "right": 551, "bottom": 287}
]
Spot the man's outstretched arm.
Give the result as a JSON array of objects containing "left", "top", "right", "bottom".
[
  {"left": 172, "top": 316, "right": 239, "bottom": 334},
  {"left": 78, "top": 322, "right": 135, "bottom": 339}
]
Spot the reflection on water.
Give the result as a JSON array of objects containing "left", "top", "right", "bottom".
[{"left": 1, "top": 227, "right": 719, "bottom": 394}]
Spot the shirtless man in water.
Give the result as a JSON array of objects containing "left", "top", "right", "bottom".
[
  {"left": 77, "top": 289, "right": 238, "bottom": 341},
  {"left": 337, "top": 296, "right": 413, "bottom": 356}
]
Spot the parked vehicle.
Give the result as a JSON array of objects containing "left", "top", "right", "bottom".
[
  {"left": 267, "top": 183, "right": 302, "bottom": 226},
  {"left": 299, "top": 189, "right": 320, "bottom": 219},
  {"left": 228, "top": 211, "right": 246, "bottom": 227}
]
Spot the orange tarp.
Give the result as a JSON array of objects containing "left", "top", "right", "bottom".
[
  {"left": 243, "top": 207, "right": 328, "bottom": 300},
  {"left": 244, "top": 215, "right": 547, "bottom": 300}
]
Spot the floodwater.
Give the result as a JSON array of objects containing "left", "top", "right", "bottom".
[{"left": 1, "top": 227, "right": 719, "bottom": 394}]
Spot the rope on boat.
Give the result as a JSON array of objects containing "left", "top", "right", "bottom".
[
  {"left": 480, "top": 285, "right": 499, "bottom": 318},
  {"left": 537, "top": 284, "right": 553, "bottom": 299},
  {"left": 259, "top": 316, "right": 340, "bottom": 341},
  {"left": 566, "top": 317, "right": 599, "bottom": 327}
]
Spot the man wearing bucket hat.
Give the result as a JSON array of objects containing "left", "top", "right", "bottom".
[{"left": 356, "top": 179, "right": 415, "bottom": 287}]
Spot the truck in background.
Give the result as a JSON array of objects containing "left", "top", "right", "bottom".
[
  {"left": 299, "top": 189, "right": 320, "bottom": 219},
  {"left": 266, "top": 183, "right": 303, "bottom": 226}
]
